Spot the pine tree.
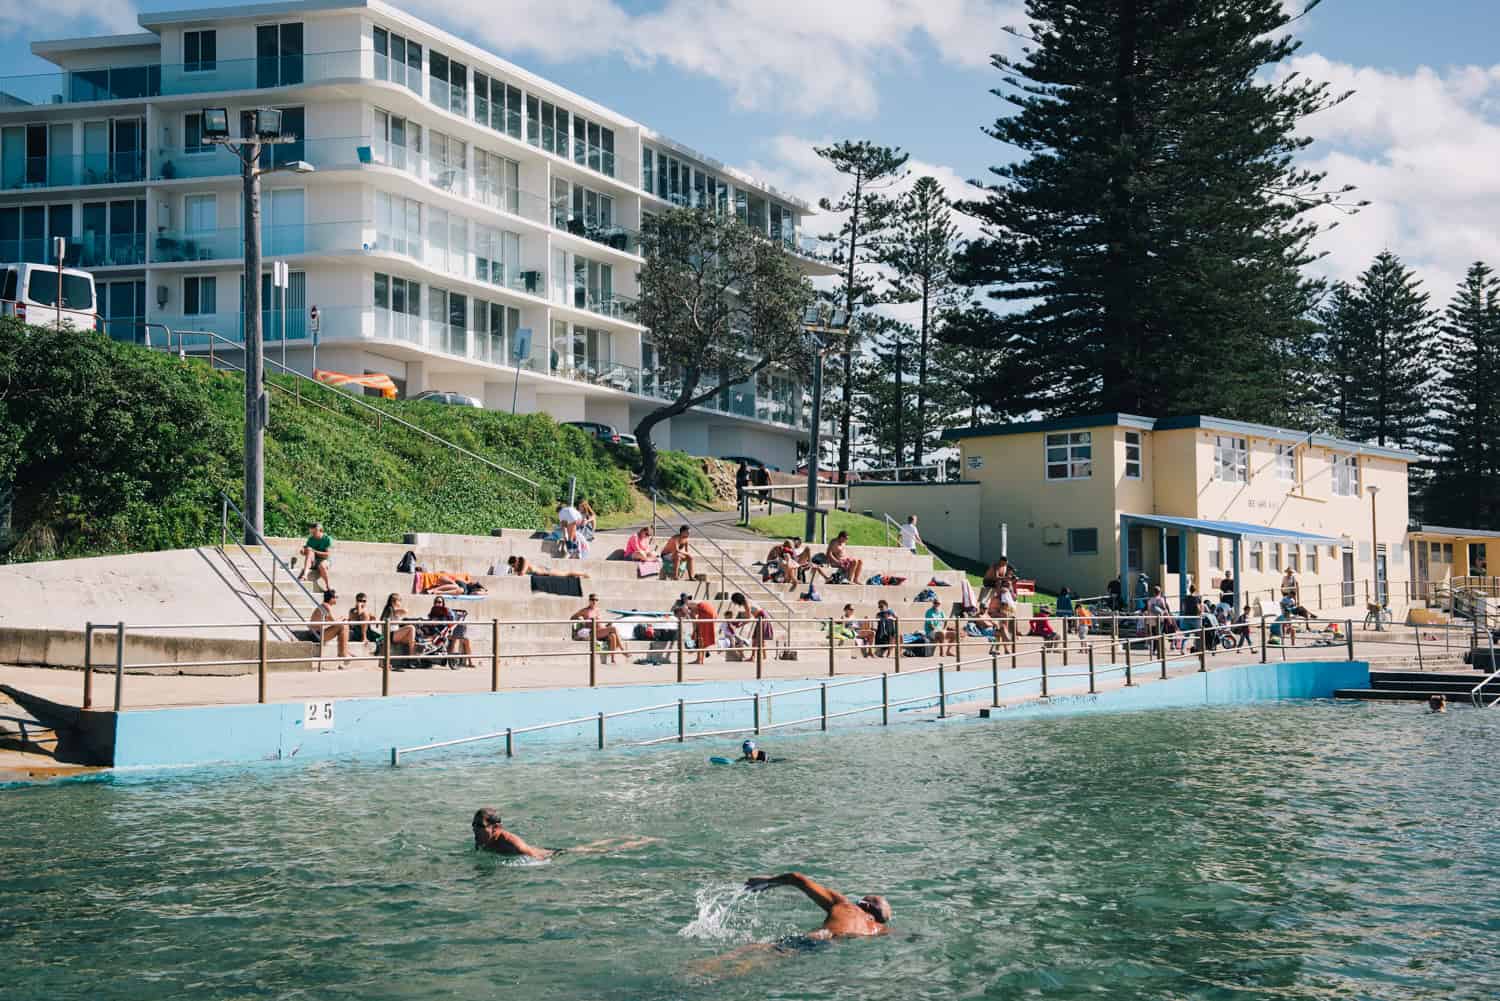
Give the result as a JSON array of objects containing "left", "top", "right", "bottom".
[
  {"left": 1340, "top": 251, "right": 1435, "bottom": 448},
  {"left": 1317, "top": 282, "right": 1361, "bottom": 435},
  {"left": 956, "top": 0, "right": 1355, "bottom": 421},
  {"left": 1425, "top": 262, "right": 1500, "bottom": 527},
  {"left": 850, "top": 315, "right": 915, "bottom": 470},
  {"left": 933, "top": 303, "right": 1045, "bottom": 424},
  {"left": 815, "top": 141, "right": 909, "bottom": 482},
  {"left": 881, "top": 176, "right": 961, "bottom": 465}
]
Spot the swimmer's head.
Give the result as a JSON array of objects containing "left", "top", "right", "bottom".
[
  {"left": 472, "top": 807, "right": 502, "bottom": 844},
  {"left": 857, "top": 895, "right": 892, "bottom": 924},
  {"left": 742, "top": 740, "right": 757, "bottom": 757},
  {"left": 1429, "top": 694, "right": 1446, "bottom": 711}
]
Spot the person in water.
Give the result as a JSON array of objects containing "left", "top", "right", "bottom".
[
  {"left": 471, "top": 807, "right": 658, "bottom": 859},
  {"left": 741, "top": 739, "right": 769, "bottom": 762},
  {"left": 1428, "top": 693, "right": 1448, "bottom": 713},
  {"left": 743, "top": 872, "right": 891, "bottom": 939}
]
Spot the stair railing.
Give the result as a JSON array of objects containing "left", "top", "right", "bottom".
[{"left": 218, "top": 491, "right": 320, "bottom": 627}]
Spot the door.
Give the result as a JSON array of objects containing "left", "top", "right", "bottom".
[
  {"left": 1375, "top": 548, "right": 1388, "bottom": 607},
  {"left": 1341, "top": 548, "right": 1356, "bottom": 607}
]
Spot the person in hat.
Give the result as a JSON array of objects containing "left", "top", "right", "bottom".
[{"left": 740, "top": 739, "right": 770, "bottom": 763}]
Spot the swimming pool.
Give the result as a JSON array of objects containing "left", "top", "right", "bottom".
[{"left": 5, "top": 701, "right": 1498, "bottom": 999}]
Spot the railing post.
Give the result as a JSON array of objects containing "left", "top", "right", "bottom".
[
  {"left": 597, "top": 711, "right": 606, "bottom": 750},
  {"left": 1260, "top": 617, "right": 1268, "bottom": 663},
  {"left": 220, "top": 494, "right": 228, "bottom": 548},
  {"left": 676, "top": 624, "right": 685, "bottom": 683},
  {"left": 1088, "top": 644, "right": 1097, "bottom": 693},
  {"left": 82, "top": 622, "right": 95, "bottom": 709},
  {"left": 881, "top": 673, "right": 890, "bottom": 725},
  {"left": 269, "top": 556, "right": 277, "bottom": 614},
  {"left": 1198, "top": 625, "right": 1208, "bottom": 673},
  {"left": 1040, "top": 648, "right": 1048, "bottom": 698},
  {"left": 1061, "top": 625, "right": 1068, "bottom": 667},
  {"left": 1111, "top": 614, "right": 1119, "bottom": 661},
  {"left": 1344, "top": 618, "right": 1355, "bottom": 661},
  {"left": 1124, "top": 630, "right": 1132, "bottom": 678},
  {"left": 827, "top": 617, "right": 836, "bottom": 678},
  {"left": 1160, "top": 632, "right": 1168, "bottom": 680},
  {"left": 893, "top": 615, "right": 902, "bottom": 673},
  {"left": 491, "top": 619, "right": 500, "bottom": 692},
  {"left": 1318, "top": 582, "right": 1323, "bottom": 608},
  {"left": 753, "top": 695, "right": 762, "bottom": 735},
  {"left": 677, "top": 698, "right": 685, "bottom": 742},
  {"left": 956, "top": 615, "right": 964, "bottom": 670},
  {"left": 938, "top": 665, "right": 948, "bottom": 718},
  {"left": 258, "top": 620, "right": 268, "bottom": 704},
  {"left": 113, "top": 621, "right": 126, "bottom": 712},
  {"left": 589, "top": 618, "right": 598, "bottom": 687},
  {"left": 754, "top": 628, "right": 764, "bottom": 680},
  {"left": 505, "top": 727, "right": 514, "bottom": 757},
  {"left": 992, "top": 650, "right": 1001, "bottom": 706},
  {"left": 382, "top": 624, "right": 392, "bottom": 696},
  {"left": 820, "top": 683, "right": 829, "bottom": 730}
]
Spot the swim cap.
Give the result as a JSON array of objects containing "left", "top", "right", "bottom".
[{"left": 742, "top": 740, "right": 756, "bottom": 755}]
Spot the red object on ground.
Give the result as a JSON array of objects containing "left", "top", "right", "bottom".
[{"left": 1014, "top": 579, "right": 1037, "bottom": 595}]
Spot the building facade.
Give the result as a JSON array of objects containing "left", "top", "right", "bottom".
[
  {"left": 865, "top": 413, "right": 1423, "bottom": 611},
  {"left": 0, "top": 0, "right": 833, "bottom": 468}
]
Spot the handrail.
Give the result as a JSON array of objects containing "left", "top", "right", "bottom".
[
  {"left": 155, "top": 325, "right": 545, "bottom": 500},
  {"left": 1469, "top": 665, "right": 1500, "bottom": 709},
  {"left": 219, "top": 491, "right": 321, "bottom": 631},
  {"left": 882, "top": 512, "right": 901, "bottom": 548}
]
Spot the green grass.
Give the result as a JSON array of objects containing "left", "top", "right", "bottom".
[{"left": 0, "top": 322, "right": 713, "bottom": 562}]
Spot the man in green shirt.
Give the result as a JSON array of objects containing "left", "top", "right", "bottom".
[{"left": 298, "top": 522, "right": 333, "bottom": 589}]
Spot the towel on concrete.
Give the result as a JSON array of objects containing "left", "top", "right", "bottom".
[{"left": 531, "top": 575, "right": 583, "bottom": 597}]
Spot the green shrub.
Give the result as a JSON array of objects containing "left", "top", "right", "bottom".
[{"left": 652, "top": 449, "right": 714, "bottom": 504}]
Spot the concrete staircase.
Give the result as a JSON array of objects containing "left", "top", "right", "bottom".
[{"left": 1333, "top": 669, "right": 1500, "bottom": 704}]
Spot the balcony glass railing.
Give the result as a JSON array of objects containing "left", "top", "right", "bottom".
[
  {"left": 0, "top": 51, "right": 366, "bottom": 107},
  {"left": 363, "top": 138, "right": 549, "bottom": 225},
  {"left": 151, "top": 220, "right": 369, "bottom": 263},
  {"left": 583, "top": 292, "right": 638, "bottom": 321},
  {"left": 1, "top": 151, "right": 145, "bottom": 190},
  {"left": 550, "top": 202, "right": 639, "bottom": 255},
  {"left": 2, "top": 232, "right": 150, "bottom": 267}
]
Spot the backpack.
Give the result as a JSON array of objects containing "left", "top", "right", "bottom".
[
  {"left": 828, "top": 568, "right": 849, "bottom": 586},
  {"left": 396, "top": 550, "right": 417, "bottom": 573},
  {"left": 874, "top": 614, "right": 898, "bottom": 646},
  {"left": 903, "top": 632, "right": 932, "bottom": 657},
  {"left": 866, "top": 574, "right": 884, "bottom": 586},
  {"left": 915, "top": 588, "right": 937, "bottom": 603}
]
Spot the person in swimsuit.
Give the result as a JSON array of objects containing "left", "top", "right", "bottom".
[
  {"left": 740, "top": 739, "right": 769, "bottom": 762},
  {"left": 745, "top": 872, "right": 891, "bottom": 939},
  {"left": 471, "top": 807, "right": 658, "bottom": 860}
]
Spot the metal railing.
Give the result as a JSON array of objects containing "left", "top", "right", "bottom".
[
  {"left": 218, "top": 491, "right": 321, "bottom": 632},
  {"left": 147, "top": 323, "right": 545, "bottom": 503}
]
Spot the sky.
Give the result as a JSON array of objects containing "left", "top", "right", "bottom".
[{"left": 3, "top": 0, "right": 1500, "bottom": 308}]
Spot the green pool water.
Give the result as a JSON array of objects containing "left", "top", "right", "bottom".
[{"left": 5, "top": 701, "right": 1499, "bottom": 1000}]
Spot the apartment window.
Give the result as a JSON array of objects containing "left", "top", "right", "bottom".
[
  {"left": 1067, "top": 528, "right": 1099, "bottom": 556},
  {"left": 473, "top": 72, "right": 491, "bottom": 128},
  {"left": 373, "top": 26, "right": 423, "bottom": 94},
  {"left": 373, "top": 272, "right": 420, "bottom": 323},
  {"left": 184, "top": 30, "right": 217, "bottom": 73},
  {"left": 428, "top": 51, "right": 468, "bottom": 116},
  {"left": 1272, "top": 543, "right": 1284, "bottom": 571},
  {"left": 1214, "top": 435, "right": 1248, "bottom": 483},
  {"left": 1288, "top": 545, "right": 1301, "bottom": 573},
  {"left": 570, "top": 115, "right": 614, "bottom": 176},
  {"left": 183, "top": 275, "right": 216, "bottom": 315},
  {"left": 1250, "top": 541, "right": 1264, "bottom": 572},
  {"left": 474, "top": 149, "right": 520, "bottom": 215},
  {"left": 1208, "top": 542, "right": 1222, "bottom": 571},
  {"left": 642, "top": 147, "right": 654, "bottom": 194},
  {"left": 525, "top": 95, "right": 539, "bottom": 147},
  {"left": 1045, "top": 431, "right": 1092, "bottom": 480},
  {"left": 375, "top": 191, "right": 421, "bottom": 258},
  {"left": 1125, "top": 430, "right": 1142, "bottom": 479},
  {"left": 256, "top": 22, "right": 304, "bottom": 89},
  {"left": 1331, "top": 453, "right": 1359, "bottom": 496},
  {"left": 1307, "top": 546, "right": 1318, "bottom": 574},
  {"left": 184, "top": 193, "right": 216, "bottom": 233},
  {"left": 1275, "top": 443, "right": 1296, "bottom": 482},
  {"left": 183, "top": 112, "right": 213, "bottom": 154},
  {"left": 374, "top": 109, "right": 420, "bottom": 170}
]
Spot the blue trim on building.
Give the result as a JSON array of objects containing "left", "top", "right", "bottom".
[{"left": 940, "top": 412, "right": 1156, "bottom": 442}]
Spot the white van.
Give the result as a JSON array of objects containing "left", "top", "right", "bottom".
[{"left": 0, "top": 263, "right": 98, "bottom": 331}]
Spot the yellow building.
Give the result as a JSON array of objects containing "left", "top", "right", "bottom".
[{"left": 933, "top": 413, "right": 1419, "bottom": 613}]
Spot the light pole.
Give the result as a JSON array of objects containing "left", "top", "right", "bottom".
[
  {"left": 201, "top": 108, "right": 314, "bottom": 543},
  {"left": 1367, "top": 484, "right": 1381, "bottom": 622},
  {"left": 802, "top": 304, "right": 849, "bottom": 541}
]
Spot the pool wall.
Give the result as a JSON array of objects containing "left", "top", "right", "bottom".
[{"left": 97, "top": 659, "right": 1370, "bottom": 769}]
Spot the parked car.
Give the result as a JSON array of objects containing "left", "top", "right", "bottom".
[
  {"left": 0, "top": 263, "right": 98, "bottom": 331},
  {"left": 409, "top": 390, "right": 482, "bottom": 408},
  {"left": 616, "top": 432, "right": 639, "bottom": 447},
  {"left": 564, "top": 420, "right": 623, "bottom": 444}
]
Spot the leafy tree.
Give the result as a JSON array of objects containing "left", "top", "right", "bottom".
[
  {"left": 1338, "top": 251, "right": 1435, "bottom": 448},
  {"left": 1425, "top": 262, "right": 1500, "bottom": 527},
  {"left": 881, "top": 176, "right": 962, "bottom": 465},
  {"left": 956, "top": 0, "right": 1356, "bottom": 421},
  {"left": 816, "top": 140, "right": 908, "bottom": 480},
  {"left": 850, "top": 315, "right": 915, "bottom": 470},
  {"left": 633, "top": 207, "right": 814, "bottom": 489},
  {"left": 932, "top": 303, "right": 1045, "bottom": 424}
]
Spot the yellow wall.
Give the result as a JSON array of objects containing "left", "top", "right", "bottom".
[{"left": 849, "top": 483, "right": 981, "bottom": 558}]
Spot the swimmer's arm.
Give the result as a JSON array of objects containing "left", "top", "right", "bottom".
[
  {"left": 745, "top": 873, "right": 845, "bottom": 913},
  {"left": 501, "top": 831, "right": 552, "bottom": 858}
]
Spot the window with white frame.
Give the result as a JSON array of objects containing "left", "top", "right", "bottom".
[
  {"left": 1273, "top": 543, "right": 1284, "bottom": 570},
  {"left": 183, "top": 113, "right": 213, "bottom": 154},
  {"left": 374, "top": 191, "right": 420, "bottom": 258},
  {"left": 1331, "top": 453, "right": 1359, "bottom": 496},
  {"left": 1250, "top": 541, "right": 1264, "bottom": 571},
  {"left": 373, "top": 27, "right": 423, "bottom": 94},
  {"left": 1214, "top": 435, "right": 1248, "bottom": 483},
  {"left": 184, "top": 30, "right": 216, "bottom": 73},
  {"left": 1307, "top": 546, "right": 1318, "bottom": 573},
  {"left": 183, "top": 275, "right": 216, "bottom": 315},
  {"left": 1125, "top": 430, "right": 1142, "bottom": 479},
  {"left": 1288, "top": 545, "right": 1301, "bottom": 573},
  {"left": 1275, "top": 443, "right": 1296, "bottom": 482},
  {"left": 1067, "top": 528, "right": 1099, "bottom": 555},
  {"left": 183, "top": 193, "right": 216, "bottom": 234},
  {"left": 1209, "top": 541, "right": 1222, "bottom": 571},
  {"left": 1045, "top": 431, "right": 1092, "bottom": 480}
]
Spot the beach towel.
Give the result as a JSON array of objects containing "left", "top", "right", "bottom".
[
  {"left": 413, "top": 571, "right": 473, "bottom": 593},
  {"left": 530, "top": 575, "right": 583, "bottom": 597}
]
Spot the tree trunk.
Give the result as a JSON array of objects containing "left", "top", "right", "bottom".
[
  {"left": 838, "top": 173, "right": 864, "bottom": 483},
  {"left": 915, "top": 278, "right": 929, "bottom": 467},
  {"left": 894, "top": 338, "right": 904, "bottom": 472}
]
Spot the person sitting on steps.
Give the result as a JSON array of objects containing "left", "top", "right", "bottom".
[
  {"left": 662, "top": 526, "right": 696, "bottom": 580},
  {"left": 825, "top": 531, "right": 863, "bottom": 585},
  {"left": 297, "top": 522, "right": 333, "bottom": 590},
  {"left": 571, "top": 593, "right": 623, "bottom": 664},
  {"left": 309, "top": 588, "right": 351, "bottom": 665}
]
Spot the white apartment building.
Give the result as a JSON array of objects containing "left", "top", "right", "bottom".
[{"left": 0, "top": 0, "right": 834, "bottom": 468}]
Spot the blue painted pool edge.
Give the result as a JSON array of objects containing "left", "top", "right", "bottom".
[{"left": 106, "top": 660, "right": 1371, "bottom": 768}]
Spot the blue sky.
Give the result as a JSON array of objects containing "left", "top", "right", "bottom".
[{"left": 4, "top": 0, "right": 1500, "bottom": 298}]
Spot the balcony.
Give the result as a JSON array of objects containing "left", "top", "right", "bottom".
[
  {"left": 151, "top": 220, "right": 368, "bottom": 263},
  {"left": 550, "top": 201, "right": 639, "bottom": 255},
  {"left": 363, "top": 138, "right": 550, "bottom": 225},
  {"left": 0, "top": 51, "right": 365, "bottom": 107},
  {"left": 1, "top": 151, "right": 146, "bottom": 190},
  {"left": 0, "top": 232, "right": 147, "bottom": 267}
]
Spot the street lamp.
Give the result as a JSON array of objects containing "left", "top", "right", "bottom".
[
  {"left": 201, "top": 108, "right": 314, "bottom": 543},
  {"left": 1367, "top": 484, "right": 1381, "bottom": 625},
  {"left": 802, "top": 302, "right": 849, "bottom": 541}
]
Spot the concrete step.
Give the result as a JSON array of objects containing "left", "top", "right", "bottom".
[{"left": 1334, "top": 688, "right": 1488, "bottom": 702}]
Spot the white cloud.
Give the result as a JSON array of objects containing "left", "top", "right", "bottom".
[
  {"left": 406, "top": 0, "right": 1024, "bottom": 116},
  {"left": 0, "top": 0, "right": 137, "bottom": 39},
  {"left": 1290, "top": 53, "right": 1500, "bottom": 300}
]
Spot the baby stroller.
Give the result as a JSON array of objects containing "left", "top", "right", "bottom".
[{"left": 411, "top": 608, "right": 469, "bottom": 669}]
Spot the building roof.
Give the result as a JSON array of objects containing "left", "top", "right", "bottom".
[
  {"left": 1119, "top": 513, "right": 1342, "bottom": 546},
  {"left": 1416, "top": 524, "right": 1500, "bottom": 541},
  {"left": 942, "top": 412, "right": 1422, "bottom": 462}
]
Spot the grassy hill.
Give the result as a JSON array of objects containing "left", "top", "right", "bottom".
[{"left": 0, "top": 321, "right": 707, "bottom": 562}]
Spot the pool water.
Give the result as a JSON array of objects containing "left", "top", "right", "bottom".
[{"left": 5, "top": 701, "right": 1499, "bottom": 1000}]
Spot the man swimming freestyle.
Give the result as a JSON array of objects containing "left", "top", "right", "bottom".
[
  {"left": 471, "top": 807, "right": 658, "bottom": 859},
  {"left": 744, "top": 872, "right": 892, "bottom": 939}
]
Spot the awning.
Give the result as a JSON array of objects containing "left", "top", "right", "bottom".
[{"left": 1120, "top": 513, "right": 1341, "bottom": 546}]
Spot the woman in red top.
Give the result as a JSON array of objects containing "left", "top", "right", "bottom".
[{"left": 673, "top": 595, "right": 718, "bottom": 663}]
